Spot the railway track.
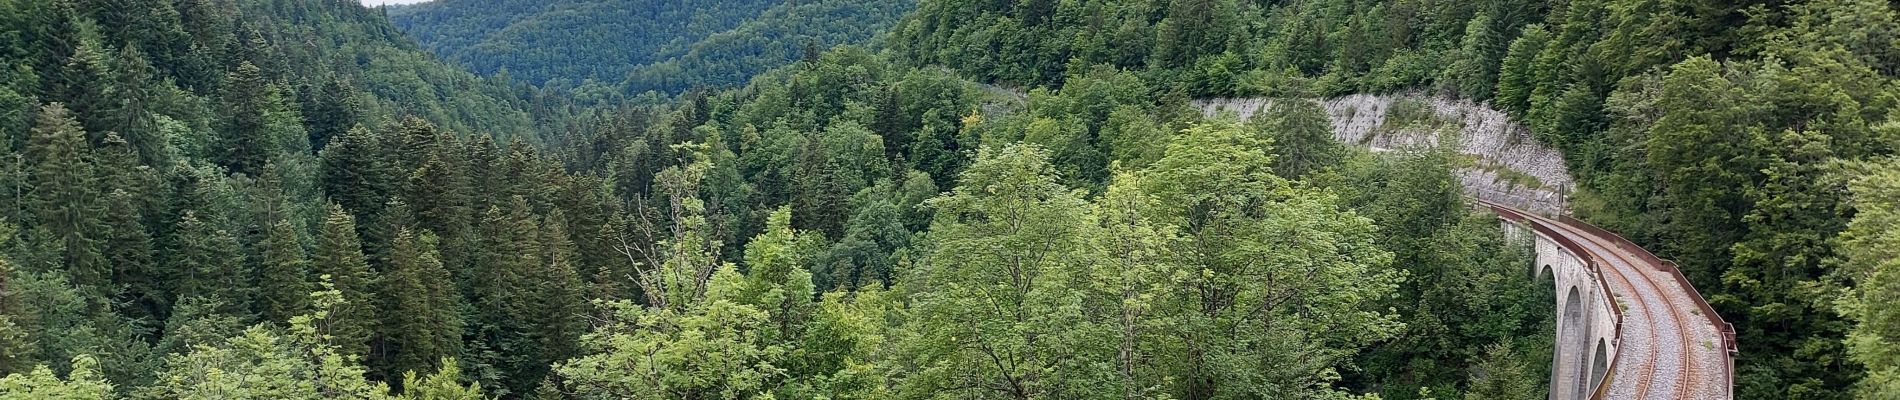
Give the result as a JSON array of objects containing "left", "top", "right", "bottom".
[
  {"left": 1531, "top": 213, "right": 1697, "bottom": 399},
  {"left": 1581, "top": 227, "right": 1699, "bottom": 399},
  {"left": 1480, "top": 200, "right": 1732, "bottom": 399}
]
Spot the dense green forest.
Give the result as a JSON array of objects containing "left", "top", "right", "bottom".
[
  {"left": 386, "top": 0, "right": 914, "bottom": 97},
  {"left": 3, "top": 0, "right": 1900, "bottom": 399},
  {"left": 885, "top": 0, "right": 1900, "bottom": 398}
]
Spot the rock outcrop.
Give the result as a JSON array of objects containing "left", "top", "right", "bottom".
[{"left": 1195, "top": 94, "right": 1572, "bottom": 214}]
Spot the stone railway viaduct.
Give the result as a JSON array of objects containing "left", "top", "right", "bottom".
[
  {"left": 1195, "top": 95, "right": 1738, "bottom": 399},
  {"left": 1488, "top": 201, "right": 1735, "bottom": 400}
]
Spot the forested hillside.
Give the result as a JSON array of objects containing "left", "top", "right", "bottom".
[
  {"left": 888, "top": 0, "right": 1900, "bottom": 398},
  {"left": 5, "top": 0, "right": 1900, "bottom": 399},
  {"left": 386, "top": 0, "right": 914, "bottom": 95},
  {"left": 1, "top": 0, "right": 1561, "bottom": 397}
]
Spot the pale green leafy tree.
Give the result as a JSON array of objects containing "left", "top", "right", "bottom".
[
  {"left": 555, "top": 267, "right": 782, "bottom": 399},
  {"left": 1840, "top": 157, "right": 1900, "bottom": 399},
  {"left": 395, "top": 358, "right": 488, "bottom": 400},
  {"left": 1139, "top": 120, "right": 1402, "bottom": 399},
  {"left": 795, "top": 288, "right": 900, "bottom": 399},
  {"left": 143, "top": 280, "right": 393, "bottom": 400},
  {"left": 0, "top": 355, "right": 114, "bottom": 399},
  {"left": 895, "top": 144, "right": 1117, "bottom": 399},
  {"left": 1086, "top": 171, "right": 1187, "bottom": 399},
  {"left": 559, "top": 205, "right": 889, "bottom": 399}
]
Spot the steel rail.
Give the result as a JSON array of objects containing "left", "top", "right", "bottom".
[
  {"left": 1535, "top": 213, "right": 1695, "bottom": 399},
  {"left": 1477, "top": 198, "right": 1735, "bottom": 399}
]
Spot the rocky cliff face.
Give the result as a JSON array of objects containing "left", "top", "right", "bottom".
[{"left": 1194, "top": 94, "right": 1572, "bottom": 214}]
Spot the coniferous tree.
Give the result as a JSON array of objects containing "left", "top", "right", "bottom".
[
  {"left": 225, "top": 25, "right": 277, "bottom": 79},
  {"left": 408, "top": 153, "right": 471, "bottom": 236},
  {"left": 312, "top": 204, "right": 375, "bottom": 358},
  {"left": 24, "top": 0, "right": 86, "bottom": 98},
  {"left": 374, "top": 228, "right": 462, "bottom": 385},
  {"left": 0, "top": 235, "right": 29, "bottom": 375},
  {"left": 0, "top": 65, "right": 36, "bottom": 224},
  {"left": 1260, "top": 99, "right": 1342, "bottom": 179},
  {"left": 467, "top": 196, "right": 545, "bottom": 394},
  {"left": 532, "top": 210, "right": 585, "bottom": 368},
  {"left": 170, "top": 0, "right": 231, "bottom": 91},
  {"left": 96, "top": 133, "right": 158, "bottom": 309},
  {"left": 393, "top": 117, "right": 441, "bottom": 175},
  {"left": 1439, "top": 12, "right": 1502, "bottom": 101},
  {"left": 217, "top": 62, "right": 275, "bottom": 176},
  {"left": 406, "top": 150, "right": 476, "bottom": 282},
  {"left": 103, "top": 187, "right": 158, "bottom": 318},
  {"left": 48, "top": 31, "right": 114, "bottom": 140},
  {"left": 95, "top": 131, "right": 152, "bottom": 202},
  {"left": 321, "top": 126, "right": 392, "bottom": 232},
  {"left": 104, "top": 45, "right": 165, "bottom": 165},
  {"left": 1152, "top": 0, "right": 1237, "bottom": 69},
  {"left": 301, "top": 77, "right": 359, "bottom": 152},
  {"left": 1494, "top": 25, "right": 1549, "bottom": 118},
  {"left": 254, "top": 218, "right": 310, "bottom": 324},
  {"left": 23, "top": 103, "right": 108, "bottom": 293},
  {"left": 86, "top": 0, "right": 194, "bottom": 77},
  {"left": 170, "top": 210, "right": 245, "bottom": 315}
]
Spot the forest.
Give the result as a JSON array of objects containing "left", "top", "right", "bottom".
[
  {"left": 385, "top": 0, "right": 915, "bottom": 97},
  {"left": 2, "top": 0, "right": 1899, "bottom": 399}
]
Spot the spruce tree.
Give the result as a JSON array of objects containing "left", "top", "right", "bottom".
[
  {"left": 23, "top": 103, "right": 108, "bottom": 294},
  {"left": 95, "top": 132, "right": 153, "bottom": 207},
  {"left": 170, "top": 0, "right": 231, "bottom": 91},
  {"left": 25, "top": 0, "right": 85, "bottom": 97},
  {"left": 468, "top": 196, "right": 545, "bottom": 394},
  {"left": 1261, "top": 99, "right": 1342, "bottom": 179},
  {"left": 217, "top": 62, "right": 273, "bottom": 176},
  {"left": 407, "top": 153, "right": 472, "bottom": 249},
  {"left": 473, "top": 198, "right": 539, "bottom": 322},
  {"left": 406, "top": 149, "right": 477, "bottom": 289},
  {"left": 95, "top": 133, "right": 162, "bottom": 306},
  {"left": 321, "top": 126, "right": 392, "bottom": 229},
  {"left": 394, "top": 117, "right": 441, "bottom": 174},
  {"left": 105, "top": 45, "right": 164, "bottom": 165},
  {"left": 302, "top": 77, "right": 359, "bottom": 152},
  {"left": 532, "top": 210, "right": 585, "bottom": 366},
  {"left": 312, "top": 204, "right": 376, "bottom": 357},
  {"left": 86, "top": 0, "right": 193, "bottom": 81},
  {"left": 40, "top": 20, "right": 114, "bottom": 141},
  {"left": 170, "top": 210, "right": 245, "bottom": 315},
  {"left": 103, "top": 187, "right": 159, "bottom": 320},
  {"left": 1438, "top": 13, "right": 1501, "bottom": 101},
  {"left": 374, "top": 228, "right": 462, "bottom": 384},
  {"left": 0, "top": 65, "right": 36, "bottom": 224},
  {"left": 0, "top": 239, "right": 30, "bottom": 376},
  {"left": 254, "top": 218, "right": 310, "bottom": 323},
  {"left": 1494, "top": 24, "right": 1549, "bottom": 118}
]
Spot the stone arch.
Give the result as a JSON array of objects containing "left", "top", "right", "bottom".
[
  {"left": 1556, "top": 286, "right": 1588, "bottom": 400},
  {"left": 1589, "top": 338, "right": 1609, "bottom": 395},
  {"left": 1536, "top": 263, "right": 1554, "bottom": 280}
]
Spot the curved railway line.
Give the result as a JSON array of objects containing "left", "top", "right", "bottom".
[{"left": 1483, "top": 201, "right": 1734, "bottom": 399}]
